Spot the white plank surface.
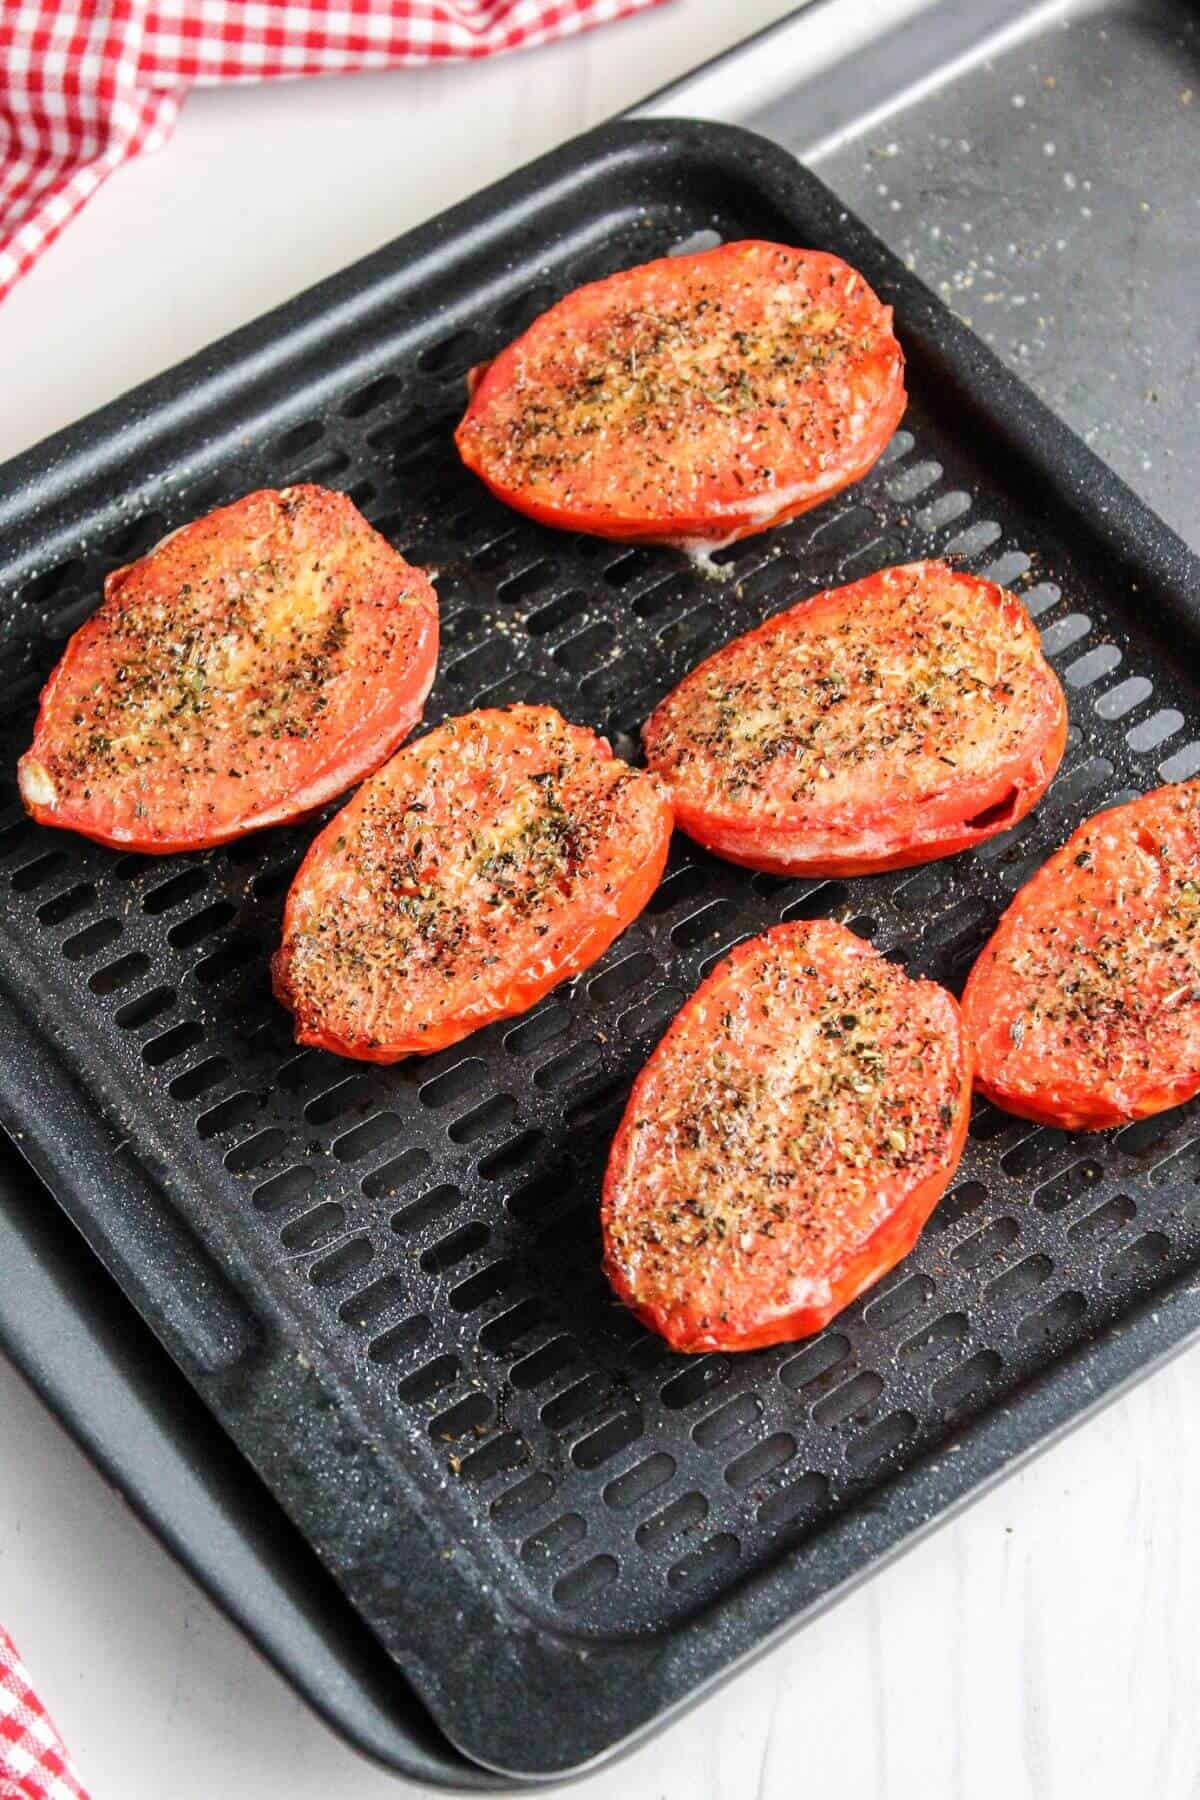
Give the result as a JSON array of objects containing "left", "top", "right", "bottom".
[{"left": 2, "top": 4, "right": 1199, "bottom": 1795}]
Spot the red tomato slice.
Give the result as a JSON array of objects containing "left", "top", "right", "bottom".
[
  {"left": 17, "top": 485, "right": 438, "bottom": 853},
  {"left": 962, "top": 781, "right": 1200, "bottom": 1130},
  {"left": 455, "top": 241, "right": 905, "bottom": 549},
  {"left": 273, "top": 705, "right": 673, "bottom": 1061},
  {"left": 644, "top": 561, "right": 1067, "bottom": 876},
  {"left": 602, "top": 919, "right": 971, "bottom": 1352}
]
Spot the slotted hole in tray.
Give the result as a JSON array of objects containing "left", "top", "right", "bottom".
[
  {"left": 251, "top": 1165, "right": 315, "bottom": 1213},
  {"left": 12, "top": 850, "right": 70, "bottom": 893},
  {"left": 413, "top": 1363, "right": 468, "bottom": 1410},
  {"left": 478, "top": 1128, "right": 543, "bottom": 1181},
  {"left": 362, "top": 1146, "right": 430, "bottom": 1199},
  {"left": 225, "top": 1127, "right": 285, "bottom": 1174},
  {"left": 646, "top": 865, "right": 708, "bottom": 915},
  {"left": 418, "top": 328, "right": 480, "bottom": 377},
  {"left": 143, "top": 1021, "right": 204, "bottom": 1067},
  {"left": 573, "top": 1413, "right": 644, "bottom": 1471},
  {"left": 757, "top": 1471, "right": 830, "bottom": 1532},
  {"left": 522, "top": 1511, "right": 587, "bottom": 1563},
  {"left": 282, "top": 1202, "right": 346, "bottom": 1253},
  {"left": 899, "top": 1312, "right": 968, "bottom": 1368},
  {"left": 394, "top": 1184, "right": 462, "bottom": 1236},
  {"left": 0, "top": 822, "right": 35, "bottom": 865},
  {"left": 506, "top": 1164, "right": 571, "bottom": 1224},
  {"left": 6, "top": 177, "right": 1200, "bottom": 1686},
  {"left": 846, "top": 1410, "right": 918, "bottom": 1473},
  {"left": 1160, "top": 741, "right": 1200, "bottom": 782},
  {"left": 143, "top": 867, "right": 208, "bottom": 915},
  {"left": 115, "top": 985, "right": 175, "bottom": 1031},
  {"left": 38, "top": 882, "right": 95, "bottom": 928},
  {"left": 526, "top": 591, "right": 588, "bottom": 636},
  {"left": 342, "top": 371, "right": 405, "bottom": 418},
  {"left": 368, "top": 1313, "right": 430, "bottom": 1364},
  {"left": 88, "top": 951, "right": 150, "bottom": 995},
  {"left": 492, "top": 1471, "right": 555, "bottom": 1525},
  {"left": 334, "top": 1112, "right": 402, "bottom": 1163},
  {"left": 1096, "top": 675, "right": 1152, "bottom": 720},
  {"left": 311, "top": 1236, "right": 373, "bottom": 1287},
  {"left": 478, "top": 1298, "right": 543, "bottom": 1357}
]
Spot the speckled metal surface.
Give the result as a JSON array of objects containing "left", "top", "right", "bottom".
[
  {"left": 1, "top": 114, "right": 1200, "bottom": 1780},
  {"left": 736, "top": 0, "right": 1200, "bottom": 551}
]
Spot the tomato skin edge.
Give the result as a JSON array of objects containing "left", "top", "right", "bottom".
[
  {"left": 275, "top": 825, "right": 670, "bottom": 1062},
  {"left": 645, "top": 563, "right": 1068, "bottom": 874},
  {"left": 18, "top": 539, "right": 440, "bottom": 854},
  {"left": 455, "top": 241, "right": 907, "bottom": 548},
  {"left": 602, "top": 1043, "right": 972, "bottom": 1353},
  {"left": 667, "top": 709, "right": 1066, "bottom": 876},
  {"left": 967, "top": 1071, "right": 1200, "bottom": 1133},
  {"left": 960, "top": 781, "right": 1200, "bottom": 1131},
  {"left": 271, "top": 729, "right": 674, "bottom": 1062},
  {"left": 965, "top": 942, "right": 1200, "bottom": 1133},
  {"left": 20, "top": 616, "right": 436, "bottom": 854},
  {"left": 456, "top": 387, "right": 905, "bottom": 549},
  {"left": 601, "top": 929, "right": 973, "bottom": 1353}
]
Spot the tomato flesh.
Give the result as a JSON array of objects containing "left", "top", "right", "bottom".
[
  {"left": 602, "top": 919, "right": 971, "bottom": 1352},
  {"left": 963, "top": 781, "right": 1200, "bottom": 1130},
  {"left": 644, "top": 561, "right": 1067, "bottom": 876},
  {"left": 273, "top": 705, "right": 673, "bottom": 1061},
  {"left": 455, "top": 241, "right": 905, "bottom": 548},
  {"left": 17, "top": 485, "right": 438, "bottom": 853}
]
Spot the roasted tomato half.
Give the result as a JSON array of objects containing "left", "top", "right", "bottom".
[
  {"left": 18, "top": 485, "right": 438, "bottom": 853},
  {"left": 643, "top": 561, "right": 1067, "bottom": 876},
  {"left": 273, "top": 705, "right": 672, "bottom": 1061},
  {"left": 963, "top": 781, "right": 1200, "bottom": 1130},
  {"left": 602, "top": 919, "right": 971, "bottom": 1352},
  {"left": 455, "top": 241, "right": 905, "bottom": 548}
]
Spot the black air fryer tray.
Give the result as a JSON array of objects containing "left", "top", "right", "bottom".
[{"left": 3, "top": 120, "right": 1200, "bottom": 1780}]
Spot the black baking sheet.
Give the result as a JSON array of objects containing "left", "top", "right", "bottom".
[{"left": 1, "top": 120, "right": 1199, "bottom": 1777}]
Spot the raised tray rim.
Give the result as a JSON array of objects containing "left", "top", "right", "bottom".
[{"left": 1, "top": 115, "right": 1199, "bottom": 1778}]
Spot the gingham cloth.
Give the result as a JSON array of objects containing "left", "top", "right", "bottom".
[
  {"left": 0, "top": 1628, "right": 89, "bottom": 1800},
  {"left": 0, "top": 0, "right": 666, "bottom": 301}
]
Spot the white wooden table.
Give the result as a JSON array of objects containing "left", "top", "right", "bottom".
[{"left": 2, "top": 4, "right": 1198, "bottom": 1794}]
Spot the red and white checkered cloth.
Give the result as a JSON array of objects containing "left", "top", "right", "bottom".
[
  {"left": 0, "top": 0, "right": 666, "bottom": 302},
  {"left": 0, "top": 1627, "right": 89, "bottom": 1800}
]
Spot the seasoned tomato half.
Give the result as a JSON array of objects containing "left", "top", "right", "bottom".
[
  {"left": 644, "top": 561, "right": 1067, "bottom": 876},
  {"left": 455, "top": 241, "right": 905, "bottom": 548},
  {"left": 963, "top": 781, "right": 1200, "bottom": 1130},
  {"left": 17, "top": 485, "right": 438, "bottom": 853},
  {"left": 602, "top": 919, "right": 971, "bottom": 1352},
  {"left": 273, "top": 705, "right": 672, "bottom": 1061}
]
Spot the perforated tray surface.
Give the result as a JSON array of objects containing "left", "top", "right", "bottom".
[{"left": 2, "top": 120, "right": 1200, "bottom": 1779}]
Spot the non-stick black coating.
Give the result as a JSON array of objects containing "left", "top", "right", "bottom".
[{"left": 1, "top": 120, "right": 1199, "bottom": 1777}]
